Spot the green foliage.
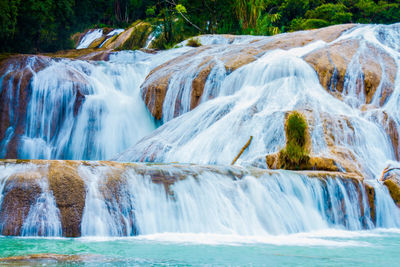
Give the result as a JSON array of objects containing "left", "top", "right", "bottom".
[
  {"left": 0, "top": 0, "right": 19, "bottom": 39},
  {"left": 146, "top": 7, "right": 155, "bottom": 17},
  {"left": 175, "top": 4, "right": 187, "bottom": 14},
  {"left": 279, "top": 111, "right": 310, "bottom": 170},
  {"left": 354, "top": 0, "right": 400, "bottom": 24},
  {"left": 253, "top": 13, "right": 281, "bottom": 35},
  {"left": 306, "top": 3, "right": 352, "bottom": 24},
  {"left": 290, "top": 18, "right": 330, "bottom": 31},
  {"left": 234, "top": 0, "right": 267, "bottom": 29},
  {"left": 187, "top": 38, "right": 201, "bottom": 47},
  {"left": 2, "top": 0, "right": 400, "bottom": 53}
]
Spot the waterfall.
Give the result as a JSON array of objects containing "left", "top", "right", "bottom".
[
  {"left": 0, "top": 48, "right": 192, "bottom": 160},
  {"left": 76, "top": 29, "right": 104, "bottom": 49},
  {"left": 19, "top": 55, "right": 155, "bottom": 160},
  {"left": 99, "top": 29, "right": 124, "bottom": 48},
  {"left": 0, "top": 24, "right": 400, "bottom": 238},
  {"left": 0, "top": 161, "right": 398, "bottom": 237},
  {"left": 77, "top": 164, "right": 397, "bottom": 237},
  {"left": 20, "top": 178, "right": 62, "bottom": 237},
  {"left": 0, "top": 163, "right": 62, "bottom": 237},
  {"left": 117, "top": 24, "right": 400, "bottom": 180}
]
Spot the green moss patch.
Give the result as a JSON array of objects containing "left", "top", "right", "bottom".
[{"left": 278, "top": 111, "right": 310, "bottom": 170}]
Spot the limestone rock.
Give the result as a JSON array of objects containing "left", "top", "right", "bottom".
[
  {"left": 304, "top": 40, "right": 397, "bottom": 106},
  {"left": 48, "top": 161, "right": 86, "bottom": 237}
]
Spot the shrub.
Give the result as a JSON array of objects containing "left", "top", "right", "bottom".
[
  {"left": 187, "top": 38, "right": 202, "bottom": 47},
  {"left": 278, "top": 111, "right": 310, "bottom": 170}
]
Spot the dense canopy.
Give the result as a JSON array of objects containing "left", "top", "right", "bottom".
[{"left": 1, "top": 0, "right": 400, "bottom": 53}]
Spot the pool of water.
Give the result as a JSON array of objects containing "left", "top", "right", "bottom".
[{"left": 1, "top": 229, "right": 399, "bottom": 266}]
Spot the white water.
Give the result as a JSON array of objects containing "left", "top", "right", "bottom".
[
  {"left": 99, "top": 29, "right": 124, "bottom": 48},
  {"left": 117, "top": 24, "right": 400, "bottom": 181},
  {"left": 76, "top": 29, "right": 104, "bottom": 49},
  {"left": 1, "top": 24, "right": 400, "bottom": 238},
  {"left": 145, "top": 26, "right": 162, "bottom": 49},
  {"left": 0, "top": 162, "right": 398, "bottom": 237},
  {"left": 77, "top": 164, "right": 399, "bottom": 237},
  {"left": 3, "top": 48, "right": 191, "bottom": 160}
]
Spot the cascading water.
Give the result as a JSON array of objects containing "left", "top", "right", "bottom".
[
  {"left": 99, "top": 29, "right": 124, "bottom": 48},
  {"left": 0, "top": 23, "right": 399, "bottom": 241},
  {"left": 18, "top": 54, "right": 156, "bottom": 160},
  {"left": 116, "top": 24, "right": 400, "bottom": 181},
  {"left": 0, "top": 48, "right": 192, "bottom": 160},
  {"left": 0, "top": 162, "right": 397, "bottom": 238},
  {"left": 75, "top": 164, "right": 394, "bottom": 237},
  {"left": 76, "top": 29, "right": 104, "bottom": 49}
]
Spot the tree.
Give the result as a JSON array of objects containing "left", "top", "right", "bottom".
[
  {"left": 305, "top": 3, "right": 352, "bottom": 24},
  {"left": 234, "top": 0, "right": 266, "bottom": 30}
]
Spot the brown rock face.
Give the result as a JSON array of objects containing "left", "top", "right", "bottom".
[
  {"left": 304, "top": 39, "right": 359, "bottom": 94},
  {"left": 381, "top": 168, "right": 400, "bottom": 208},
  {"left": 364, "top": 183, "right": 376, "bottom": 224},
  {"left": 0, "top": 172, "right": 43, "bottom": 235},
  {"left": 48, "top": 161, "right": 86, "bottom": 237}
]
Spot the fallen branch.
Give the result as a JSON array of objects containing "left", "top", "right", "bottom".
[{"left": 231, "top": 136, "right": 253, "bottom": 165}]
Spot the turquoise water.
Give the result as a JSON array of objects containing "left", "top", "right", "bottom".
[{"left": 1, "top": 230, "right": 400, "bottom": 266}]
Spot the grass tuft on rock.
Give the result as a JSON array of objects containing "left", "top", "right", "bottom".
[
  {"left": 279, "top": 111, "right": 310, "bottom": 170},
  {"left": 187, "top": 38, "right": 202, "bottom": 47}
]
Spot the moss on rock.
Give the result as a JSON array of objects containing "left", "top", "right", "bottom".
[
  {"left": 278, "top": 111, "right": 311, "bottom": 170},
  {"left": 117, "top": 22, "right": 152, "bottom": 50}
]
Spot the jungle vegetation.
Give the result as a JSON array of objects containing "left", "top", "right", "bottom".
[{"left": 1, "top": 0, "right": 400, "bottom": 53}]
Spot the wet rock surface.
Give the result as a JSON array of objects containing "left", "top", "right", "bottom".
[
  {"left": 0, "top": 172, "right": 43, "bottom": 236},
  {"left": 381, "top": 167, "right": 400, "bottom": 208}
]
